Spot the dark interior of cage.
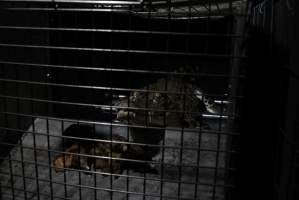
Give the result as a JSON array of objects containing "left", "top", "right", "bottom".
[{"left": 0, "top": 11, "right": 235, "bottom": 200}]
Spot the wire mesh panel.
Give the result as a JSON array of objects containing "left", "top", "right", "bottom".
[{"left": 0, "top": 0, "right": 246, "bottom": 199}]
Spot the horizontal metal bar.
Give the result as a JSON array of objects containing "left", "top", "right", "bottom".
[
  {"left": 0, "top": 126, "right": 234, "bottom": 153},
  {"left": 0, "top": 111, "right": 241, "bottom": 136},
  {"left": 1, "top": 186, "right": 70, "bottom": 200},
  {"left": 0, "top": 180, "right": 217, "bottom": 200},
  {"left": 2, "top": 3, "right": 249, "bottom": 20},
  {"left": 1, "top": 181, "right": 192, "bottom": 200},
  {"left": 0, "top": 141, "right": 160, "bottom": 165},
  {"left": 0, "top": 158, "right": 235, "bottom": 188},
  {"left": 0, "top": 174, "right": 187, "bottom": 200},
  {"left": 0, "top": 0, "right": 240, "bottom": 6},
  {"left": 0, "top": 0, "right": 143, "bottom": 5},
  {"left": 0, "top": 77, "right": 242, "bottom": 100},
  {"left": 0, "top": 140, "right": 238, "bottom": 166},
  {"left": 0, "top": 94, "right": 231, "bottom": 120},
  {"left": 0, "top": 7, "right": 140, "bottom": 13},
  {"left": 0, "top": 60, "right": 245, "bottom": 79},
  {"left": 146, "top": 0, "right": 243, "bottom": 6},
  {"left": 0, "top": 25, "right": 244, "bottom": 38},
  {"left": 0, "top": 77, "right": 209, "bottom": 96},
  {"left": 214, "top": 100, "right": 230, "bottom": 104},
  {"left": 0, "top": 43, "right": 246, "bottom": 59},
  {"left": 0, "top": 6, "right": 249, "bottom": 18}
]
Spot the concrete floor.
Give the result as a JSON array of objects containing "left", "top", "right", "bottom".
[{"left": 0, "top": 118, "right": 227, "bottom": 200}]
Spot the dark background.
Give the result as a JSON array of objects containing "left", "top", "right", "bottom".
[{"left": 242, "top": 0, "right": 299, "bottom": 200}]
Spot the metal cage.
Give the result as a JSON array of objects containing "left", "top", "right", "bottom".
[{"left": 0, "top": 0, "right": 247, "bottom": 199}]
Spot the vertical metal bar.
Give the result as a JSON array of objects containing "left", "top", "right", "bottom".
[
  {"left": 1, "top": 65, "right": 15, "bottom": 199},
  {"left": 0, "top": 65, "right": 4, "bottom": 200},
  {"left": 126, "top": 5, "right": 133, "bottom": 199},
  {"left": 109, "top": 7, "right": 114, "bottom": 200},
  {"left": 15, "top": 63, "right": 28, "bottom": 200},
  {"left": 178, "top": 2, "right": 194, "bottom": 196},
  {"left": 61, "top": 121, "right": 68, "bottom": 198},
  {"left": 91, "top": 10, "right": 97, "bottom": 200},
  {"left": 45, "top": 43, "right": 54, "bottom": 200},
  {"left": 46, "top": 109, "right": 54, "bottom": 200},
  {"left": 42, "top": 8, "right": 55, "bottom": 197},
  {"left": 92, "top": 117, "right": 97, "bottom": 199},
  {"left": 73, "top": 12, "right": 83, "bottom": 200},
  {"left": 126, "top": 91, "right": 130, "bottom": 200},
  {"left": 77, "top": 118, "right": 83, "bottom": 200},
  {"left": 212, "top": 107, "right": 224, "bottom": 200},
  {"left": 109, "top": 64, "right": 113, "bottom": 198},
  {"left": 29, "top": 57, "right": 40, "bottom": 200},
  {"left": 193, "top": 113, "right": 203, "bottom": 199},
  {"left": 8, "top": 153, "right": 15, "bottom": 200},
  {"left": 143, "top": 3, "right": 152, "bottom": 196},
  {"left": 53, "top": 10, "right": 69, "bottom": 198},
  {"left": 143, "top": 90, "right": 148, "bottom": 200},
  {"left": 143, "top": 84, "right": 150, "bottom": 199},
  {"left": 192, "top": 5, "right": 203, "bottom": 196},
  {"left": 160, "top": 72, "right": 167, "bottom": 200},
  {"left": 177, "top": 88, "right": 186, "bottom": 198},
  {"left": 186, "top": 3, "right": 202, "bottom": 199},
  {"left": 6, "top": 24, "right": 16, "bottom": 200},
  {"left": 160, "top": 0, "right": 171, "bottom": 198}
]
